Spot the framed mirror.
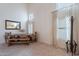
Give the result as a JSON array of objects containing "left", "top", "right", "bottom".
[{"left": 5, "top": 20, "right": 21, "bottom": 30}]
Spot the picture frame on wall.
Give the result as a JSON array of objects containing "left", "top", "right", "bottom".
[{"left": 5, "top": 20, "right": 21, "bottom": 30}]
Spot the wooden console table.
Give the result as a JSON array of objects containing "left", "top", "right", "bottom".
[{"left": 5, "top": 34, "right": 30, "bottom": 46}]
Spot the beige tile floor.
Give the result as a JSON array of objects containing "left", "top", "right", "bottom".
[{"left": 0, "top": 42, "right": 70, "bottom": 56}]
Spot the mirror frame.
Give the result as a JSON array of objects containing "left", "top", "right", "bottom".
[{"left": 5, "top": 20, "right": 21, "bottom": 30}]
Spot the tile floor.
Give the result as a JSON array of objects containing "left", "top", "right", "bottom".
[{"left": 0, "top": 42, "right": 70, "bottom": 56}]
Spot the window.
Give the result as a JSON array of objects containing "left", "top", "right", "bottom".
[
  {"left": 28, "top": 23, "right": 33, "bottom": 34},
  {"left": 28, "top": 13, "right": 34, "bottom": 34}
]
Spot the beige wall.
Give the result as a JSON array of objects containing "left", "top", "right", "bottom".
[
  {"left": 28, "top": 3, "right": 56, "bottom": 45},
  {"left": 0, "top": 3, "right": 28, "bottom": 43}
]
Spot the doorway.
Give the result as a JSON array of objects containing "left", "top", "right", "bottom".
[{"left": 52, "top": 7, "right": 72, "bottom": 49}]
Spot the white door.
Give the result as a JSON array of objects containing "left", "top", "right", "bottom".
[{"left": 52, "top": 8, "right": 71, "bottom": 49}]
